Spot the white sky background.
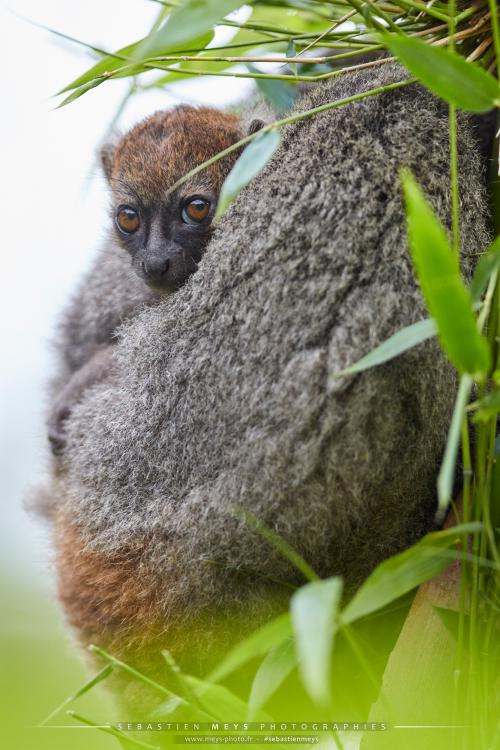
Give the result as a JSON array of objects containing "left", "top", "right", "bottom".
[{"left": 0, "top": 0, "right": 255, "bottom": 587}]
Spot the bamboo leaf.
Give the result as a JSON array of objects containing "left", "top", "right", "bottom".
[
  {"left": 58, "top": 37, "right": 146, "bottom": 93},
  {"left": 341, "top": 524, "right": 480, "bottom": 625},
  {"left": 437, "top": 374, "right": 473, "bottom": 519},
  {"left": 248, "top": 639, "right": 297, "bottom": 718},
  {"left": 470, "top": 236, "right": 500, "bottom": 303},
  {"left": 216, "top": 131, "right": 281, "bottom": 218},
  {"left": 234, "top": 508, "right": 319, "bottom": 582},
  {"left": 287, "top": 39, "right": 298, "bottom": 76},
  {"left": 247, "top": 62, "right": 297, "bottom": 114},
  {"left": 333, "top": 318, "right": 437, "bottom": 378},
  {"left": 18, "top": 20, "right": 143, "bottom": 96},
  {"left": 184, "top": 675, "right": 265, "bottom": 720},
  {"left": 59, "top": 32, "right": 214, "bottom": 94},
  {"left": 136, "top": 0, "right": 245, "bottom": 60},
  {"left": 290, "top": 577, "right": 343, "bottom": 706},
  {"left": 433, "top": 605, "right": 470, "bottom": 646},
  {"left": 473, "top": 390, "right": 500, "bottom": 423},
  {"left": 88, "top": 644, "right": 178, "bottom": 699},
  {"left": 39, "top": 665, "right": 113, "bottom": 726},
  {"left": 402, "top": 170, "right": 491, "bottom": 376},
  {"left": 149, "top": 695, "right": 184, "bottom": 719},
  {"left": 56, "top": 79, "right": 105, "bottom": 108},
  {"left": 208, "top": 613, "right": 293, "bottom": 683},
  {"left": 161, "top": 650, "right": 217, "bottom": 721},
  {"left": 435, "top": 548, "right": 499, "bottom": 571},
  {"left": 381, "top": 32, "right": 500, "bottom": 112}
]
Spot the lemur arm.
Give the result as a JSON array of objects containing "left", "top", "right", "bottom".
[{"left": 47, "top": 344, "right": 116, "bottom": 455}]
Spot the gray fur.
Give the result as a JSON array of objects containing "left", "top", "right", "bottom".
[
  {"left": 42, "top": 244, "right": 159, "bottom": 460},
  {"left": 49, "top": 243, "right": 158, "bottom": 394},
  {"left": 49, "top": 63, "right": 490, "bottom": 644}
]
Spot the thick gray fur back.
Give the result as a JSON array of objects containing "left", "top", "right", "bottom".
[{"left": 59, "top": 63, "right": 490, "bottom": 615}]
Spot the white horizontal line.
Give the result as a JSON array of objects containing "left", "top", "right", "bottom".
[
  {"left": 393, "top": 726, "right": 470, "bottom": 729},
  {"left": 38, "top": 725, "right": 112, "bottom": 729}
]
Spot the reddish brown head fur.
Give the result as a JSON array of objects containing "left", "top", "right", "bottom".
[{"left": 104, "top": 106, "right": 243, "bottom": 206}]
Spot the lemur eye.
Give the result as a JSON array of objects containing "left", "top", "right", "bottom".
[
  {"left": 116, "top": 206, "right": 140, "bottom": 234},
  {"left": 181, "top": 197, "right": 210, "bottom": 225}
]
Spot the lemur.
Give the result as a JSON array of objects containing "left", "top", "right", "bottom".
[
  {"left": 47, "top": 105, "right": 265, "bottom": 454},
  {"left": 34, "top": 66, "right": 493, "bottom": 718}
]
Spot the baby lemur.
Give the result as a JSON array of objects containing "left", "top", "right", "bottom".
[{"left": 48, "top": 105, "right": 263, "bottom": 454}]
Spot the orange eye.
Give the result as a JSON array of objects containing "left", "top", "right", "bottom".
[
  {"left": 116, "top": 206, "right": 140, "bottom": 234},
  {"left": 182, "top": 197, "right": 210, "bottom": 225}
]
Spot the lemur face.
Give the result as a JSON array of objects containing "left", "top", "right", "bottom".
[
  {"left": 112, "top": 185, "right": 218, "bottom": 292},
  {"left": 101, "top": 106, "right": 244, "bottom": 293}
]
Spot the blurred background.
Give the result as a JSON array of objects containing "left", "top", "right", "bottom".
[{"left": 0, "top": 2, "right": 254, "bottom": 747}]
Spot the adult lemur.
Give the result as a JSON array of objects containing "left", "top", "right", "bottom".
[
  {"left": 38, "top": 63, "right": 492, "bottom": 710},
  {"left": 47, "top": 105, "right": 264, "bottom": 453}
]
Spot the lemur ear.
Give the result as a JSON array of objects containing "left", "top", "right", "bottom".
[
  {"left": 100, "top": 141, "right": 117, "bottom": 182},
  {"left": 247, "top": 119, "right": 266, "bottom": 135}
]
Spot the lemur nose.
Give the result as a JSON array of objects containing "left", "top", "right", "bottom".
[{"left": 142, "top": 258, "right": 169, "bottom": 279}]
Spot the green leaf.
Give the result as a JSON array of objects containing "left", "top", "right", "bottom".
[
  {"left": 153, "top": 670, "right": 264, "bottom": 722},
  {"left": 21, "top": 20, "right": 147, "bottom": 96},
  {"left": 470, "top": 236, "right": 500, "bottom": 303},
  {"left": 290, "top": 577, "right": 343, "bottom": 705},
  {"left": 138, "top": 25, "right": 273, "bottom": 91},
  {"left": 56, "top": 79, "right": 105, "bottom": 108},
  {"left": 433, "top": 605, "right": 470, "bottom": 646},
  {"left": 208, "top": 613, "right": 292, "bottom": 683},
  {"left": 381, "top": 32, "right": 500, "bottom": 113},
  {"left": 435, "top": 548, "right": 499, "bottom": 571},
  {"left": 234, "top": 508, "right": 319, "bottom": 582},
  {"left": 136, "top": 0, "right": 245, "bottom": 60},
  {"left": 59, "top": 38, "right": 145, "bottom": 94},
  {"left": 216, "top": 131, "right": 281, "bottom": 218},
  {"left": 185, "top": 675, "right": 266, "bottom": 721},
  {"left": 333, "top": 318, "right": 437, "bottom": 378},
  {"left": 150, "top": 695, "right": 184, "bottom": 719},
  {"left": 493, "top": 439, "right": 500, "bottom": 532},
  {"left": 65, "top": 664, "right": 113, "bottom": 698},
  {"left": 247, "top": 63, "right": 297, "bottom": 114},
  {"left": 161, "top": 649, "right": 216, "bottom": 721},
  {"left": 88, "top": 643, "right": 177, "bottom": 699},
  {"left": 59, "top": 32, "right": 214, "bottom": 95},
  {"left": 248, "top": 639, "right": 297, "bottom": 719},
  {"left": 39, "top": 665, "right": 113, "bottom": 726},
  {"left": 287, "top": 39, "right": 298, "bottom": 76},
  {"left": 402, "top": 170, "right": 491, "bottom": 376},
  {"left": 473, "top": 390, "right": 500, "bottom": 423},
  {"left": 341, "top": 524, "right": 479, "bottom": 625},
  {"left": 437, "top": 374, "right": 473, "bottom": 519}
]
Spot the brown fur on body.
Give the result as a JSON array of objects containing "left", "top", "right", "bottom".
[
  {"left": 53, "top": 509, "right": 288, "bottom": 714},
  {"left": 54, "top": 510, "right": 171, "bottom": 714}
]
